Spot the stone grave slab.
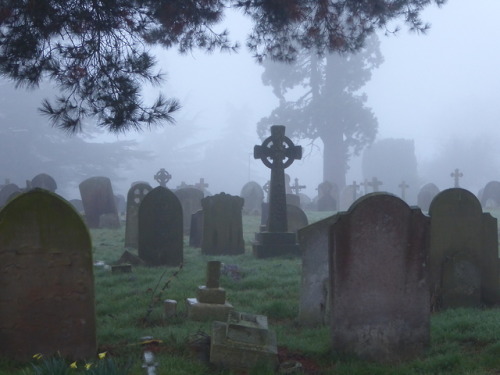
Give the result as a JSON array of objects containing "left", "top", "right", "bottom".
[
  {"left": 0, "top": 189, "right": 96, "bottom": 360},
  {"left": 240, "top": 181, "right": 264, "bottom": 215},
  {"left": 210, "top": 311, "right": 278, "bottom": 371},
  {"left": 79, "top": 176, "right": 120, "bottom": 229},
  {"left": 329, "top": 193, "right": 430, "bottom": 362},
  {"left": 138, "top": 186, "right": 183, "bottom": 267},
  {"left": 125, "top": 182, "right": 152, "bottom": 248},
  {"left": 175, "top": 187, "right": 204, "bottom": 235},
  {"left": 417, "top": 183, "right": 440, "bottom": 212}
]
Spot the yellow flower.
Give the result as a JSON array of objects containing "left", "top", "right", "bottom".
[
  {"left": 84, "top": 363, "right": 93, "bottom": 370},
  {"left": 70, "top": 361, "right": 78, "bottom": 369},
  {"left": 32, "top": 353, "right": 43, "bottom": 360},
  {"left": 98, "top": 351, "right": 107, "bottom": 360}
]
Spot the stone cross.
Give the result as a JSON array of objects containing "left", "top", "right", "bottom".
[
  {"left": 291, "top": 178, "right": 306, "bottom": 195},
  {"left": 351, "top": 181, "right": 360, "bottom": 201},
  {"left": 450, "top": 168, "right": 463, "bottom": 187},
  {"left": 154, "top": 168, "right": 171, "bottom": 187},
  {"left": 398, "top": 180, "right": 409, "bottom": 200},
  {"left": 254, "top": 125, "right": 302, "bottom": 232},
  {"left": 367, "top": 177, "right": 383, "bottom": 192},
  {"left": 360, "top": 179, "right": 369, "bottom": 194},
  {"left": 195, "top": 178, "right": 209, "bottom": 191}
]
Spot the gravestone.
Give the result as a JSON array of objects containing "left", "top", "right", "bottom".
[
  {"left": 367, "top": 176, "right": 383, "bottom": 192},
  {"left": 175, "top": 187, "right": 204, "bottom": 235},
  {"left": 417, "top": 183, "right": 440, "bottom": 212},
  {"left": 290, "top": 178, "right": 306, "bottom": 195},
  {"left": 240, "top": 181, "right": 264, "bottom": 215},
  {"left": 329, "top": 193, "right": 430, "bottom": 362},
  {"left": 0, "top": 183, "right": 21, "bottom": 207},
  {"left": 316, "top": 181, "right": 338, "bottom": 211},
  {"left": 398, "top": 180, "right": 409, "bottom": 201},
  {"left": 138, "top": 186, "right": 183, "bottom": 266},
  {"left": 428, "top": 188, "right": 500, "bottom": 309},
  {"left": 125, "top": 182, "right": 153, "bottom": 248},
  {"left": 79, "top": 176, "right": 120, "bottom": 229},
  {"left": 189, "top": 209, "right": 204, "bottom": 248},
  {"left": 298, "top": 193, "right": 313, "bottom": 210},
  {"left": 114, "top": 194, "right": 126, "bottom": 215},
  {"left": 298, "top": 215, "right": 339, "bottom": 326},
  {"left": 201, "top": 193, "right": 245, "bottom": 255},
  {"left": 194, "top": 178, "right": 209, "bottom": 193},
  {"left": 186, "top": 261, "right": 233, "bottom": 321},
  {"left": 286, "top": 204, "right": 309, "bottom": 233},
  {"left": 0, "top": 189, "right": 96, "bottom": 360},
  {"left": 480, "top": 181, "right": 500, "bottom": 208},
  {"left": 31, "top": 173, "right": 57, "bottom": 192},
  {"left": 69, "top": 199, "right": 84, "bottom": 214},
  {"left": 252, "top": 125, "right": 302, "bottom": 258}
]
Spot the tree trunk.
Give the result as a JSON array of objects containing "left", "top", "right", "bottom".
[{"left": 321, "top": 129, "right": 347, "bottom": 189}]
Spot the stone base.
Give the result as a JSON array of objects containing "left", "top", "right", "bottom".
[
  {"left": 210, "top": 321, "right": 278, "bottom": 371},
  {"left": 197, "top": 286, "right": 226, "bottom": 304},
  {"left": 186, "top": 298, "right": 233, "bottom": 322},
  {"left": 252, "top": 231, "right": 300, "bottom": 258}
]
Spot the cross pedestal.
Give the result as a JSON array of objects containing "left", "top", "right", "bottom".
[{"left": 252, "top": 125, "right": 302, "bottom": 258}]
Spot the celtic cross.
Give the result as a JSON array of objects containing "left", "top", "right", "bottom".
[{"left": 254, "top": 125, "right": 302, "bottom": 232}]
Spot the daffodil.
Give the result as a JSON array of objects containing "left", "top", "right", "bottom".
[
  {"left": 84, "top": 363, "right": 93, "bottom": 370},
  {"left": 32, "top": 353, "right": 43, "bottom": 360},
  {"left": 70, "top": 361, "right": 78, "bottom": 369},
  {"left": 98, "top": 351, "right": 107, "bottom": 360}
]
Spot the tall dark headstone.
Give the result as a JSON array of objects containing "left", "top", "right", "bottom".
[
  {"left": 0, "top": 189, "right": 96, "bottom": 360},
  {"left": 252, "top": 125, "right": 302, "bottom": 258},
  {"left": 138, "top": 186, "right": 183, "bottom": 266},
  {"left": 125, "top": 182, "right": 153, "bottom": 248},
  {"left": 201, "top": 193, "right": 245, "bottom": 255},
  {"left": 329, "top": 193, "right": 430, "bottom": 362},
  {"left": 79, "top": 176, "right": 120, "bottom": 229}
]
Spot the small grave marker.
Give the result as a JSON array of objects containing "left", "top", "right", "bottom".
[
  {"left": 154, "top": 168, "right": 172, "bottom": 187},
  {"left": 450, "top": 168, "right": 463, "bottom": 187}
]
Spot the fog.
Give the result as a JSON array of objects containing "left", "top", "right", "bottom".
[{"left": 2, "top": 0, "right": 500, "bottom": 203}]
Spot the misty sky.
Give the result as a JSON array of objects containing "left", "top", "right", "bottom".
[
  {"left": 2, "top": 1, "right": 500, "bottom": 202},
  {"left": 122, "top": 0, "right": 500, "bottom": 200}
]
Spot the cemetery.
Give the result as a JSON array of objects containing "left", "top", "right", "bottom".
[{"left": 0, "top": 179, "right": 499, "bottom": 375}]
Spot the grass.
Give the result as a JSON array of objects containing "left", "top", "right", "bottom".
[{"left": 3, "top": 210, "right": 500, "bottom": 375}]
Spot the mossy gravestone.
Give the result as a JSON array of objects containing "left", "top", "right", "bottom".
[
  {"left": 0, "top": 189, "right": 96, "bottom": 361},
  {"left": 138, "top": 186, "right": 183, "bottom": 266},
  {"left": 329, "top": 193, "right": 430, "bottom": 362},
  {"left": 429, "top": 188, "right": 500, "bottom": 309}
]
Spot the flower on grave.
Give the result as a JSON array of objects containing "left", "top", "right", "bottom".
[
  {"left": 32, "top": 353, "right": 43, "bottom": 360},
  {"left": 98, "top": 351, "right": 107, "bottom": 360},
  {"left": 84, "top": 362, "right": 93, "bottom": 370},
  {"left": 70, "top": 361, "right": 78, "bottom": 369}
]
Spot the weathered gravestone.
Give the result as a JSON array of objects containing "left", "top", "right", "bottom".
[
  {"left": 298, "top": 214, "right": 339, "bottom": 326},
  {"left": 329, "top": 193, "right": 430, "bottom": 362},
  {"left": 69, "top": 198, "right": 84, "bottom": 214},
  {"left": 298, "top": 193, "right": 312, "bottom": 209},
  {"left": 79, "top": 176, "right": 120, "bottom": 229},
  {"left": 189, "top": 209, "right": 204, "bottom": 248},
  {"left": 114, "top": 194, "right": 126, "bottom": 215},
  {"left": 0, "top": 189, "right": 96, "bottom": 360},
  {"left": 286, "top": 193, "right": 301, "bottom": 207},
  {"left": 417, "top": 183, "right": 440, "bottom": 212},
  {"left": 252, "top": 125, "right": 302, "bottom": 258},
  {"left": 125, "top": 182, "right": 153, "bottom": 248},
  {"left": 31, "top": 173, "right": 57, "bottom": 192},
  {"left": 428, "top": 188, "right": 500, "bottom": 309},
  {"left": 138, "top": 186, "right": 183, "bottom": 266},
  {"left": 175, "top": 187, "right": 204, "bottom": 235},
  {"left": 201, "top": 193, "right": 245, "bottom": 255},
  {"left": 0, "top": 183, "right": 21, "bottom": 207},
  {"left": 480, "top": 181, "right": 500, "bottom": 208},
  {"left": 240, "top": 181, "right": 264, "bottom": 215},
  {"left": 316, "top": 181, "right": 338, "bottom": 211}
]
